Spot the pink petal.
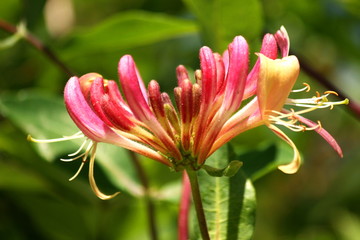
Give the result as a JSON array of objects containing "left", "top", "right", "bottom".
[
  {"left": 223, "top": 36, "right": 249, "bottom": 112},
  {"left": 199, "top": 46, "right": 217, "bottom": 105},
  {"left": 64, "top": 77, "right": 170, "bottom": 165},
  {"left": 295, "top": 114, "right": 343, "bottom": 157},
  {"left": 176, "top": 65, "right": 189, "bottom": 86},
  {"left": 274, "top": 26, "right": 290, "bottom": 57},
  {"left": 100, "top": 94, "right": 136, "bottom": 131},
  {"left": 119, "top": 55, "right": 181, "bottom": 160},
  {"left": 118, "top": 55, "right": 153, "bottom": 121},
  {"left": 213, "top": 53, "right": 225, "bottom": 94},
  {"left": 89, "top": 77, "right": 114, "bottom": 127},
  {"left": 243, "top": 33, "right": 278, "bottom": 100},
  {"left": 65, "top": 76, "right": 115, "bottom": 142}
]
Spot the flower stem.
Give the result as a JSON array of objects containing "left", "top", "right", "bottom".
[
  {"left": 185, "top": 168, "right": 210, "bottom": 240},
  {"left": 0, "top": 19, "right": 74, "bottom": 77}
]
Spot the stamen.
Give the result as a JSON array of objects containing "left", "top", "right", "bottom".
[
  {"left": 68, "top": 141, "right": 94, "bottom": 181},
  {"left": 269, "top": 114, "right": 322, "bottom": 132},
  {"left": 68, "top": 161, "right": 86, "bottom": 181},
  {"left": 60, "top": 152, "right": 86, "bottom": 162},
  {"left": 68, "top": 139, "right": 89, "bottom": 156},
  {"left": 291, "top": 82, "right": 310, "bottom": 93},
  {"left": 88, "top": 143, "right": 120, "bottom": 200},
  {"left": 27, "top": 132, "right": 85, "bottom": 143},
  {"left": 286, "top": 88, "right": 349, "bottom": 110},
  {"left": 324, "top": 90, "right": 338, "bottom": 96}
]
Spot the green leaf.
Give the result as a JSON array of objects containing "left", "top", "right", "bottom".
[
  {"left": 192, "top": 145, "right": 256, "bottom": 240},
  {"left": 63, "top": 10, "right": 198, "bottom": 58},
  {"left": 183, "top": 0, "right": 263, "bottom": 51},
  {"left": 12, "top": 194, "right": 97, "bottom": 240},
  {"left": 202, "top": 160, "right": 243, "bottom": 177},
  {"left": 0, "top": 91, "right": 143, "bottom": 196},
  {"left": 0, "top": 91, "right": 79, "bottom": 160}
]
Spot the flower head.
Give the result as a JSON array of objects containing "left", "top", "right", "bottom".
[{"left": 29, "top": 26, "right": 348, "bottom": 199}]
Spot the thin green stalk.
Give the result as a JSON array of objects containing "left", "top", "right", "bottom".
[{"left": 185, "top": 168, "right": 210, "bottom": 240}]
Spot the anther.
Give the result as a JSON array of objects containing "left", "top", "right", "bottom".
[
  {"left": 303, "top": 83, "right": 311, "bottom": 92},
  {"left": 291, "top": 82, "right": 311, "bottom": 93},
  {"left": 324, "top": 90, "right": 339, "bottom": 96}
]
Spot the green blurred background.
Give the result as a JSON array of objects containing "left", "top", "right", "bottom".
[{"left": 0, "top": 0, "right": 359, "bottom": 239}]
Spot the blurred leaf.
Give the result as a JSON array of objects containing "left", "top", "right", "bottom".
[
  {"left": 0, "top": 91, "right": 79, "bottom": 161},
  {"left": 333, "top": 210, "right": 360, "bottom": 240},
  {"left": 0, "top": 160, "right": 48, "bottom": 192},
  {"left": 153, "top": 178, "right": 182, "bottom": 202},
  {"left": 0, "top": 91, "right": 142, "bottom": 196},
  {"left": 182, "top": 0, "right": 263, "bottom": 51},
  {"left": 12, "top": 194, "right": 97, "bottom": 240},
  {"left": 0, "top": 0, "right": 21, "bottom": 22},
  {"left": 62, "top": 10, "right": 198, "bottom": 58},
  {"left": 339, "top": 0, "right": 360, "bottom": 17},
  {"left": 192, "top": 145, "right": 256, "bottom": 240}
]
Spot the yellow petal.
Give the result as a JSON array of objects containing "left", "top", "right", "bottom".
[
  {"left": 268, "top": 124, "right": 301, "bottom": 174},
  {"left": 257, "top": 54, "right": 300, "bottom": 117}
]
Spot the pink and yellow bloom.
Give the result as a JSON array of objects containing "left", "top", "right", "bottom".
[{"left": 30, "top": 27, "right": 347, "bottom": 199}]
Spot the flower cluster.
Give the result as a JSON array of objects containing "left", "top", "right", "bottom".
[{"left": 30, "top": 27, "right": 347, "bottom": 199}]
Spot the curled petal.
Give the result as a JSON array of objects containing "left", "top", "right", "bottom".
[
  {"left": 257, "top": 54, "right": 300, "bottom": 116},
  {"left": 268, "top": 124, "right": 301, "bottom": 174},
  {"left": 65, "top": 77, "right": 115, "bottom": 142},
  {"left": 275, "top": 26, "right": 290, "bottom": 57},
  {"left": 78, "top": 73, "right": 103, "bottom": 101}
]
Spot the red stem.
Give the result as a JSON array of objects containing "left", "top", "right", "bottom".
[{"left": 178, "top": 171, "right": 191, "bottom": 240}]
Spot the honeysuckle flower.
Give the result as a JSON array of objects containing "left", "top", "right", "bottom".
[
  {"left": 212, "top": 27, "right": 348, "bottom": 173},
  {"left": 29, "top": 26, "right": 348, "bottom": 199}
]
